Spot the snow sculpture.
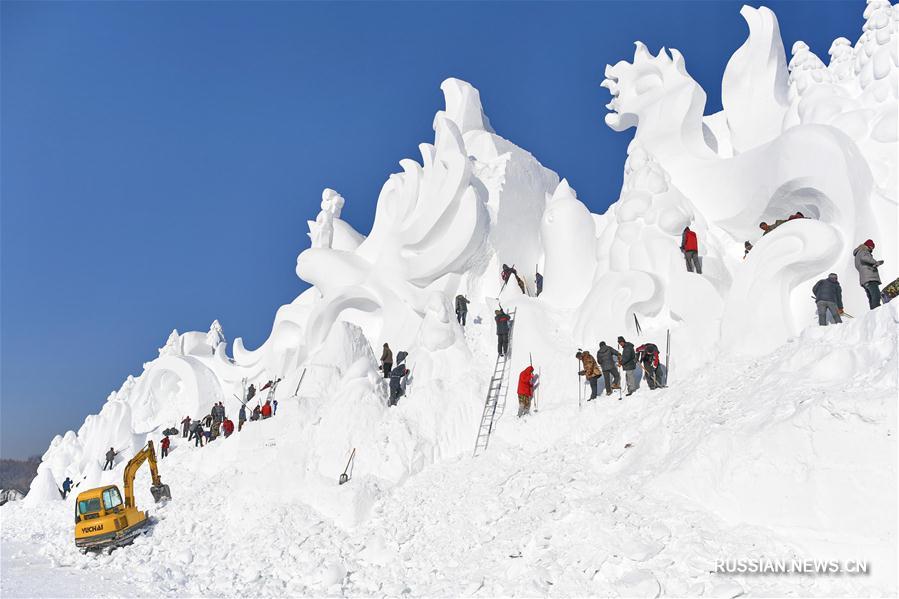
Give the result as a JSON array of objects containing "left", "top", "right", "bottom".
[
  {"left": 159, "top": 329, "right": 182, "bottom": 357},
  {"left": 600, "top": 6, "right": 892, "bottom": 352},
  {"left": 721, "top": 6, "right": 790, "bottom": 152},
  {"left": 297, "top": 89, "right": 494, "bottom": 350},
  {"left": 540, "top": 179, "right": 596, "bottom": 308},
  {"left": 27, "top": 4, "right": 898, "bottom": 518},
  {"left": 206, "top": 319, "right": 225, "bottom": 353},
  {"left": 308, "top": 189, "right": 340, "bottom": 249}
]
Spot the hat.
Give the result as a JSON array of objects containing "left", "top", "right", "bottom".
[
  {"left": 864, "top": 239, "right": 875, "bottom": 249},
  {"left": 828, "top": 272, "right": 838, "bottom": 279},
  {"left": 575, "top": 351, "right": 582, "bottom": 359},
  {"left": 617, "top": 336, "right": 625, "bottom": 343},
  {"left": 599, "top": 341, "right": 607, "bottom": 347}
]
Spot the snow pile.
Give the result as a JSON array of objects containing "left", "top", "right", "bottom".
[
  {"left": 3, "top": 303, "right": 895, "bottom": 596},
  {"left": 5, "top": 2, "right": 897, "bottom": 596},
  {"left": 0, "top": 490, "right": 24, "bottom": 506}
]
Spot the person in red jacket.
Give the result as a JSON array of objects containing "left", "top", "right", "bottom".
[
  {"left": 517, "top": 366, "right": 538, "bottom": 417},
  {"left": 160, "top": 435, "right": 170, "bottom": 459},
  {"left": 221, "top": 418, "right": 234, "bottom": 437},
  {"left": 680, "top": 226, "right": 702, "bottom": 274},
  {"left": 261, "top": 400, "right": 273, "bottom": 419}
]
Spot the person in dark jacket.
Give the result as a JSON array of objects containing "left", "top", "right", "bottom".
[
  {"left": 596, "top": 341, "right": 621, "bottom": 396},
  {"left": 575, "top": 351, "right": 601, "bottom": 400},
  {"left": 617, "top": 336, "right": 638, "bottom": 396},
  {"left": 759, "top": 219, "right": 786, "bottom": 236},
  {"left": 501, "top": 264, "right": 526, "bottom": 294},
  {"left": 238, "top": 404, "right": 247, "bottom": 431},
  {"left": 812, "top": 273, "right": 844, "bottom": 326},
  {"left": 454, "top": 295, "right": 470, "bottom": 326},
  {"left": 61, "top": 477, "right": 73, "bottom": 499},
  {"left": 535, "top": 272, "right": 543, "bottom": 297},
  {"left": 495, "top": 309, "right": 511, "bottom": 356},
  {"left": 103, "top": 448, "right": 117, "bottom": 470},
  {"left": 193, "top": 422, "right": 205, "bottom": 447},
  {"left": 181, "top": 416, "right": 191, "bottom": 438},
  {"left": 636, "top": 343, "right": 662, "bottom": 390},
  {"left": 854, "top": 239, "right": 884, "bottom": 309},
  {"left": 389, "top": 351, "right": 409, "bottom": 406},
  {"left": 680, "top": 226, "right": 702, "bottom": 274},
  {"left": 251, "top": 405, "right": 261, "bottom": 421},
  {"left": 246, "top": 384, "right": 256, "bottom": 402},
  {"left": 743, "top": 241, "right": 753, "bottom": 259},
  {"left": 380, "top": 343, "right": 393, "bottom": 379}
]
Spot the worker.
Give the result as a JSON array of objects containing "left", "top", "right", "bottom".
[
  {"left": 261, "top": 400, "right": 273, "bottom": 419},
  {"left": 103, "top": 448, "right": 117, "bottom": 471},
  {"left": 380, "top": 343, "right": 393, "bottom": 379},
  {"left": 193, "top": 422, "right": 205, "bottom": 447},
  {"left": 273, "top": 399, "right": 278, "bottom": 416},
  {"left": 160, "top": 435, "right": 170, "bottom": 458},
  {"left": 517, "top": 366, "right": 537, "bottom": 417},
  {"left": 389, "top": 351, "right": 410, "bottom": 406},
  {"left": 238, "top": 403, "right": 247, "bottom": 431},
  {"left": 61, "top": 477, "right": 73, "bottom": 499},
  {"left": 180, "top": 416, "right": 191, "bottom": 438},
  {"left": 251, "top": 404, "right": 262, "bottom": 421},
  {"left": 222, "top": 418, "right": 234, "bottom": 437},
  {"left": 246, "top": 384, "right": 256, "bottom": 402}
]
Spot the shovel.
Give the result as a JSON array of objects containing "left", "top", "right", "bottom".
[{"left": 338, "top": 448, "right": 356, "bottom": 485}]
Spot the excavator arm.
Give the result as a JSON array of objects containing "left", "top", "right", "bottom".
[{"left": 123, "top": 440, "right": 171, "bottom": 508}]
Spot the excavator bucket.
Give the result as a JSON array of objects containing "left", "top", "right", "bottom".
[{"left": 150, "top": 484, "right": 172, "bottom": 503}]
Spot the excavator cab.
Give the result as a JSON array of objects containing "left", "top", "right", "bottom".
[{"left": 74, "top": 440, "right": 171, "bottom": 551}]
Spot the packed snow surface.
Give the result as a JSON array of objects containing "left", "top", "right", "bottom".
[{"left": 3, "top": 1, "right": 897, "bottom": 597}]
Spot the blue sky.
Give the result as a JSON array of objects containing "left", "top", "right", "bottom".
[{"left": 1, "top": 1, "right": 862, "bottom": 458}]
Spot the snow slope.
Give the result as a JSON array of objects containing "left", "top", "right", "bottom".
[
  {"left": 2, "top": 304, "right": 895, "bottom": 597},
  {"left": 3, "top": 2, "right": 897, "bottom": 597}
]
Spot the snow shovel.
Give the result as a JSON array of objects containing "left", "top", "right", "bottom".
[{"left": 338, "top": 448, "right": 356, "bottom": 485}]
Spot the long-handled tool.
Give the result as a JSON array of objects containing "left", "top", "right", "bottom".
[
  {"left": 618, "top": 366, "right": 623, "bottom": 400},
  {"left": 338, "top": 448, "right": 356, "bottom": 485},
  {"left": 293, "top": 368, "right": 307, "bottom": 397},
  {"left": 577, "top": 353, "right": 583, "bottom": 410}
]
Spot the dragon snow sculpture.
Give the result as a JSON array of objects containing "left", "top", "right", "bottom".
[{"left": 594, "top": 3, "right": 895, "bottom": 355}]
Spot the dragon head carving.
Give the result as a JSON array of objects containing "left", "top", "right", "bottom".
[{"left": 602, "top": 42, "right": 705, "bottom": 137}]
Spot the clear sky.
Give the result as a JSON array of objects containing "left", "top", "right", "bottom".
[{"left": 1, "top": 1, "right": 863, "bottom": 458}]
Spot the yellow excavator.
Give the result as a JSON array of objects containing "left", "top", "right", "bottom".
[{"left": 74, "top": 440, "right": 172, "bottom": 551}]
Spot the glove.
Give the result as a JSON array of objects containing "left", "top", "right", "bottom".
[
  {"left": 838, "top": 308, "right": 845, "bottom": 314},
  {"left": 877, "top": 260, "right": 884, "bottom": 266},
  {"left": 578, "top": 370, "right": 585, "bottom": 376}
]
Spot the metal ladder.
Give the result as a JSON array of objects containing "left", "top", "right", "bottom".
[{"left": 473, "top": 308, "right": 516, "bottom": 457}]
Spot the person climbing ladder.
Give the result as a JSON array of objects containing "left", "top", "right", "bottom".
[{"left": 495, "top": 308, "right": 511, "bottom": 356}]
